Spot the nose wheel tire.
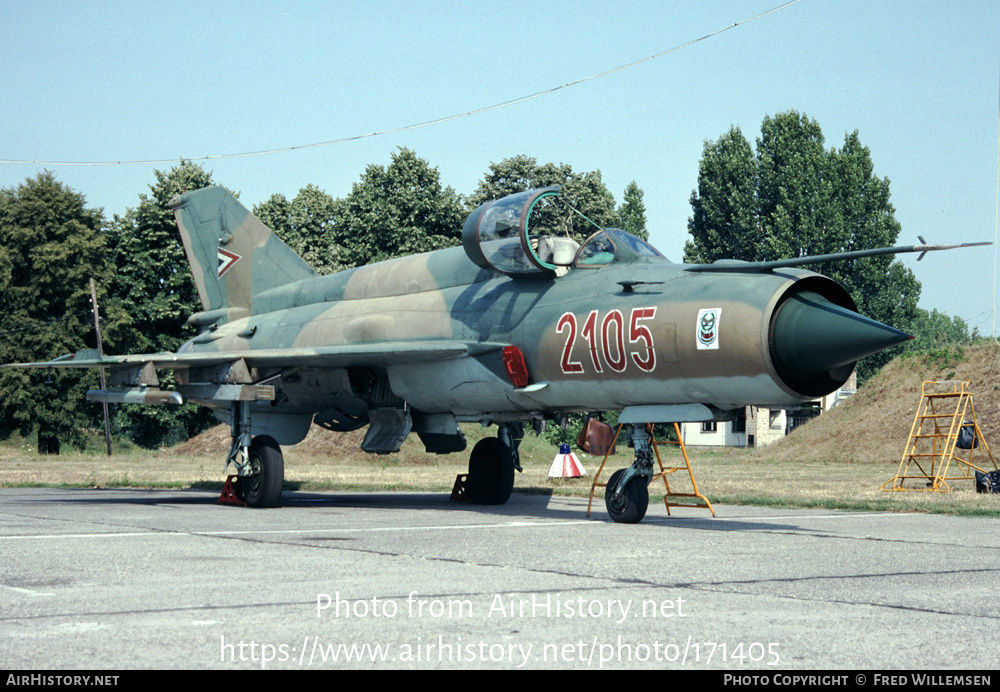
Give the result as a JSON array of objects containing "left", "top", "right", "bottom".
[
  {"left": 466, "top": 437, "right": 515, "bottom": 505},
  {"left": 243, "top": 435, "right": 284, "bottom": 508},
  {"left": 604, "top": 469, "right": 649, "bottom": 524}
]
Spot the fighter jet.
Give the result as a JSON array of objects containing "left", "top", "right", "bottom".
[{"left": 8, "top": 185, "right": 986, "bottom": 522}]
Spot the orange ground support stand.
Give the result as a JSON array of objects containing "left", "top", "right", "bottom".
[
  {"left": 587, "top": 423, "right": 715, "bottom": 518},
  {"left": 881, "top": 379, "right": 996, "bottom": 492}
]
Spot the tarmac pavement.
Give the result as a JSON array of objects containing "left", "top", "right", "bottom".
[{"left": 1, "top": 487, "right": 998, "bottom": 670}]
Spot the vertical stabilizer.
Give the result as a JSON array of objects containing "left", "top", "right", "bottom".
[{"left": 168, "top": 186, "right": 317, "bottom": 323}]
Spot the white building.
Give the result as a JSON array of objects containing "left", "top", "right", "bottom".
[{"left": 679, "top": 372, "right": 856, "bottom": 448}]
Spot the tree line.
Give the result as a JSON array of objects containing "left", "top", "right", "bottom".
[
  {"left": 0, "top": 110, "right": 972, "bottom": 452},
  {"left": 0, "top": 151, "right": 648, "bottom": 451},
  {"left": 684, "top": 111, "right": 971, "bottom": 380}
]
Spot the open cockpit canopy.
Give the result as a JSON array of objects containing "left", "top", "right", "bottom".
[
  {"left": 462, "top": 187, "right": 665, "bottom": 278},
  {"left": 575, "top": 228, "right": 665, "bottom": 267}
]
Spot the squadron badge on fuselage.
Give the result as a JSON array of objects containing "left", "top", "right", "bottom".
[{"left": 696, "top": 308, "right": 721, "bottom": 350}]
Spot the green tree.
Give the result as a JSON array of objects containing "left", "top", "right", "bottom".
[
  {"left": 754, "top": 112, "right": 834, "bottom": 260},
  {"left": 469, "top": 155, "right": 619, "bottom": 242},
  {"left": 907, "top": 308, "right": 971, "bottom": 351},
  {"left": 684, "top": 126, "right": 764, "bottom": 264},
  {"left": 685, "top": 111, "right": 921, "bottom": 381},
  {"left": 254, "top": 185, "right": 345, "bottom": 275},
  {"left": 617, "top": 181, "right": 649, "bottom": 240},
  {"left": 104, "top": 161, "right": 218, "bottom": 447},
  {"left": 336, "top": 148, "right": 467, "bottom": 267},
  {"left": 0, "top": 173, "right": 107, "bottom": 452}
]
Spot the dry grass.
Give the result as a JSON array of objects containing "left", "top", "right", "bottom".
[
  {"left": 0, "top": 423, "right": 627, "bottom": 496},
  {"left": 756, "top": 342, "right": 1000, "bottom": 468},
  {"left": 2, "top": 343, "right": 999, "bottom": 516}
]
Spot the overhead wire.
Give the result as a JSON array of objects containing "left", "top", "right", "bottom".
[
  {"left": 0, "top": 310, "right": 91, "bottom": 341},
  {"left": 0, "top": 0, "right": 803, "bottom": 168}
]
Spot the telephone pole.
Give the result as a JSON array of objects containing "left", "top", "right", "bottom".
[{"left": 90, "top": 278, "right": 112, "bottom": 456}]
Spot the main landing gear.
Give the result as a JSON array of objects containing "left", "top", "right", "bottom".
[
  {"left": 226, "top": 402, "right": 285, "bottom": 508},
  {"left": 223, "top": 402, "right": 523, "bottom": 509},
  {"left": 242, "top": 436, "right": 284, "bottom": 508},
  {"left": 460, "top": 422, "right": 523, "bottom": 505}
]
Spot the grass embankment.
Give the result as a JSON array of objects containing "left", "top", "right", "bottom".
[{"left": 1, "top": 343, "right": 999, "bottom": 516}]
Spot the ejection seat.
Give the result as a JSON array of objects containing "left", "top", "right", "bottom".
[{"left": 534, "top": 236, "right": 580, "bottom": 276}]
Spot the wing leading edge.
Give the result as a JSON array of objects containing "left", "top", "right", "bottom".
[
  {"left": 5, "top": 341, "right": 507, "bottom": 371},
  {"left": 5, "top": 341, "right": 509, "bottom": 409}
]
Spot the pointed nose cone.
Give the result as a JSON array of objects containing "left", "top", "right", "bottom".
[{"left": 770, "top": 291, "right": 911, "bottom": 397}]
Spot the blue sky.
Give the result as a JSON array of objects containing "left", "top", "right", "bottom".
[{"left": 2, "top": 0, "right": 998, "bottom": 333}]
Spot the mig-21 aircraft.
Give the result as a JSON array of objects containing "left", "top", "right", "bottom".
[{"left": 8, "top": 185, "right": 987, "bottom": 522}]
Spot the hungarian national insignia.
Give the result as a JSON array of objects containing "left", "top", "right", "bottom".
[{"left": 217, "top": 247, "right": 241, "bottom": 278}]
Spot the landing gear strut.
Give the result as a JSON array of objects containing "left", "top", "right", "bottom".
[
  {"left": 225, "top": 401, "right": 285, "bottom": 508},
  {"left": 590, "top": 422, "right": 715, "bottom": 524}
]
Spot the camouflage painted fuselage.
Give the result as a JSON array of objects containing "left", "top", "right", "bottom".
[
  {"left": 14, "top": 186, "right": 909, "bottom": 455},
  {"left": 185, "top": 246, "right": 826, "bottom": 411},
  {"left": 165, "top": 185, "right": 876, "bottom": 451}
]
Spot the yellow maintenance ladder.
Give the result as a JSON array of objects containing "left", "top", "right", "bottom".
[
  {"left": 587, "top": 423, "right": 715, "bottom": 518},
  {"left": 881, "top": 380, "right": 995, "bottom": 492}
]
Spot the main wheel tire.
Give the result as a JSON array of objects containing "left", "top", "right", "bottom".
[
  {"left": 466, "top": 437, "right": 515, "bottom": 505},
  {"left": 243, "top": 435, "right": 284, "bottom": 508},
  {"left": 604, "top": 469, "right": 649, "bottom": 524}
]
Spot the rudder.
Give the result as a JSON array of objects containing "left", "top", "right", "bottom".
[{"left": 168, "top": 186, "right": 317, "bottom": 325}]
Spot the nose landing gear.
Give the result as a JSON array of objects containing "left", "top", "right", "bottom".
[{"left": 589, "top": 422, "right": 716, "bottom": 524}]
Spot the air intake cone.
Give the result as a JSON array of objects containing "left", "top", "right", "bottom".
[{"left": 770, "top": 291, "right": 911, "bottom": 397}]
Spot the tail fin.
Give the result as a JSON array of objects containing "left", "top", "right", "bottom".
[{"left": 168, "top": 186, "right": 317, "bottom": 326}]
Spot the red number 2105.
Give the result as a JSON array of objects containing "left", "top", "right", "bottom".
[{"left": 556, "top": 307, "right": 657, "bottom": 375}]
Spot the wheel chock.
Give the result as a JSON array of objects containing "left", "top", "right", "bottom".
[
  {"left": 218, "top": 475, "right": 247, "bottom": 506},
  {"left": 450, "top": 473, "right": 473, "bottom": 502}
]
